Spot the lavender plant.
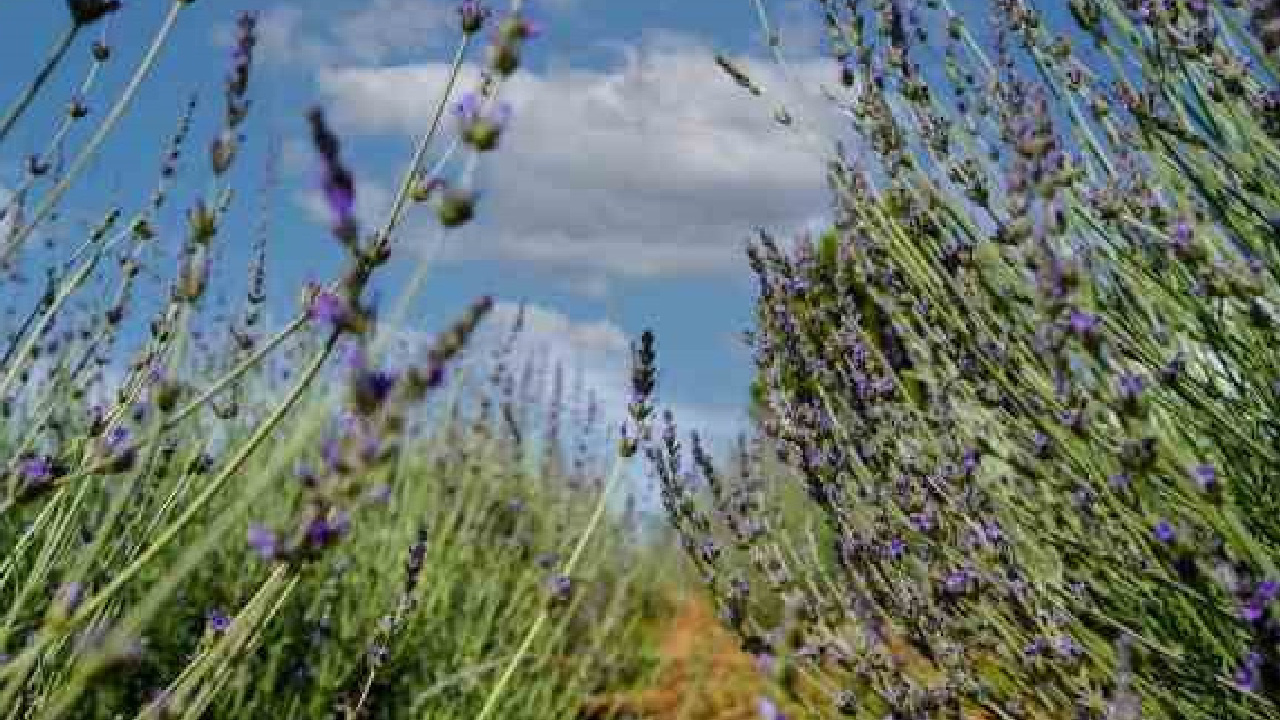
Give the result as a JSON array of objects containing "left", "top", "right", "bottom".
[
  {"left": 652, "top": 1, "right": 1280, "bottom": 718},
  {"left": 0, "top": 2, "right": 674, "bottom": 718}
]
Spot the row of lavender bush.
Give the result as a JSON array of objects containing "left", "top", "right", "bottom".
[
  {"left": 0, "top": 2, "right": 679, "bottom": 718},
  {"left": 651, "top": 0, "right": 1280, "bottom": 718}
]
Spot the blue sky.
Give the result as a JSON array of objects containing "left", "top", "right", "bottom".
[{"left": 0, "top": 0, "right": 845, "bottom": 458}]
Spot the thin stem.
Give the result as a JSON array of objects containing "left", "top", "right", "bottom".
[
  {"left": 0, "top": 21, "right": 109, "bottom": 221},
  {"left": 473, "top": 451, "right": 626, "bottom": 720},
  {"left": 0, "top": 250, "right": 99, "bottom": 403},
  {"left": 372, "top": 34, "right": 471, "bottom": 252},
  {"left": 0, "top": 23, "right": 80, "bottom": 147},
  {"left": 11, "top": 335, "right": 339, "bottom": 719},
  {"left": 0, "top": 1, "right": 185, "bottom": 266}
]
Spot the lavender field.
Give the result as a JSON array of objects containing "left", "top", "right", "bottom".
[{"left": 2, "top": 0, "right": 1280, "bottom": 718}]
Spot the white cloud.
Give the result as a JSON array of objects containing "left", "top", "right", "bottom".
[
  {"left": 247, "top": 5, "right": 329, "bottom": 68},
  {"left": 552, "top": 273, "right": 610, "bottom": 300},
  {"left": 250, "top": 0, "right": 608, "bottom": 68},
  {"left": 499, "top": 302, "right": 629, "bottom": 357},
  {"left": 331, "top": 0, "right": 455, "bottom": 64},
  {"left": 471, "top": 301, "right": 747, "bottom": 448},
  {"left": 253, "top": 0, "right": 455, "bottom": 67},
  {"left": 312, "top": 29, "right": 841, "bottom": 279}
]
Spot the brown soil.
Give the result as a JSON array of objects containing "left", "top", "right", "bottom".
[
  {"left": 579, "top": 592, "right": 765, "bottom": 720},
  {"left": 578, "top": 594, "right": 1011, "bottom": 720}
]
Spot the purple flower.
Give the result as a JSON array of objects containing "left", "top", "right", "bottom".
[
  {"left": 1053, "top": 634, "right": 1080, "bottom": 658},
  {"left": 358, "top": 427, "right": 381, "bottom": 461},
  {"left": 307, "top": 287, "right": 349, "bottom": 328},
  {"left": 458, "top": 0, "right": 491, "bottom": 34},
  {"left": 324, "top": 179, "right": 354, "bottom": 227},
  {"left": 56, "top": 581, "right": 83, "bottom": 615},
  {"left": 944, "top": 569, "right": 972, "bottom": 593},
  {"left": 1243, "top": 603, "right": 1265, "bottom": 623},
  {"left": 304, "top": 510, "right": 350, "bottom": 550},
  {"left": 247, "top": 525, "right": 278, "bottom": 560},
  {"left": 885, "top": 536, "right": 906, "bottom": 559},
  {"left": 1192, "top": 463, "right": 1218, "bottom": 492},
  {"left": 452, "top": 91, "right": 481, "bottom": 120},
  {"left": 321, "top": 436, "right": 345, "bottom": 473},
  {"left": 1032, "top": 431, "right": 1051, "bottom": 457},
  {"left": 909, "top": 510, "right": 935, "bottom": 532},
  {"left": 207, "top": 609, "right": 231, "bottom": 633},
  {"left": 106, "top": 425, "right": 130, "bottom": 451},
  {"left": 1257, "top": 580, "right": 1279, "bottom": 603},
  {"left": 347, "top": 345, "right": 399, "bottom": 414},
  {"left": 1171, "top": 221, "right": 1193, "bottom": 249},
  {"left": 757, "top": 696, "right": 787, "bottom": 720},
  {"left": 547, "top": 573, "right": 572, "bottom": 604},
  {"left": 453, "top": 92, "right": 513, "bottom": 153},
  {"left": 20, "top": 456, "right": 52, "bottom": 483},
  {"left": 1243, "top": 580, "right": 1280, "bottom": 622},
  {"left": 360, "top": 371, "right": 397, "bottom": 404},
  {"left": 1068, "top": 309, "right": 1100, "bottom": 338},
  {"left": 308, "top": 108, "right": 358, "bottom": 244},
  {"left": 983, "top": 521, "right": 1003, "bottom": 544},
  {"left": 873, "top": 375, "right": 895, "bottom": 395},
  {"left": 1153, "top": 520, "right": 1175, "bottom": 543},
  {"left": 1234, "top": 651, "right": 1264, "bottom": 692},
  {"left": 1117, "top": 372, "right": 1144, "bottom": 401}
]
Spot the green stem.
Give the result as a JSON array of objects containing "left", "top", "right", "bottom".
[
  {"left": 0, "top": 1, "right": 184, "bottom": 265},
  {"left": 0, "top": 23, "right": 80, "bottom": 147},
  {"left": 16, "top": 336, "right": 338, "bottom": 720},
  {"left": 473, "top": 451, "right": 627, "bottom": 720},
  {"left": 372, "top": 35, "right": 471, "bottom": 252}
]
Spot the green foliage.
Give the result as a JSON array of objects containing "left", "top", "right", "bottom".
[
  {"left": 655, "top": 1, "right": 1280, "bottom": 719},
  {"left": 0, "top": 1, "right": 675, "bottom": 718}
]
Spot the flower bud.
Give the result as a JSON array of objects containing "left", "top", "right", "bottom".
[
  {"left": 488, "top": 42, "right": 520, "bottom": 77},
  {"left": 434, "top": 187, "right": 477, "bottom": 228},
  {"left": 68, "top": 0, "right": 122, "bottom": 26},
  {"left": 187, "top": 201, "right": 217, "bottom": 245},
  {"left": 496, "top": 14, "right": 539, "bottom": 43},
  {"left": 175, "top": 245, "right": 210, "bottom": 302},
  {"left": 210, "top": 129, "right": 237, "bottom": 175},
  {"left": 458, "top": 1, "right": 490, "bottom": 35},
  {"left": 156, "top": 378, "right": 184, "bottom": 414},
  {"left": 462, "top": 117, "right": 503, "bottom": 151}
]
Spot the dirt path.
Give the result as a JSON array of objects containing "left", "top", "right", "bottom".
[
  {"left": 579, "top": 594, "right": 1006, "bottom": 720},
  {"left": 580, "top": 592, "right": 765, "bottom": 719}
]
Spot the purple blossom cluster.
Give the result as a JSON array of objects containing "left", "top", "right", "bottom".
[
  {"left": 247, "top": 295, "right": 493, "bottom": 567},
  {"left": 648, "top": 1, "right": 1280, "bottom": 718}
]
